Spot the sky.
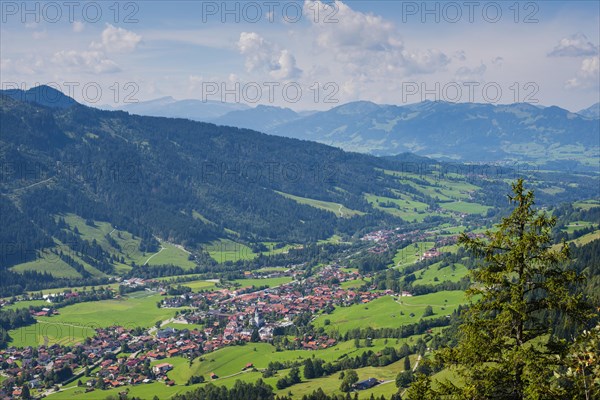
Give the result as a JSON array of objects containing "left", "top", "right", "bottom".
[{"left": 1, "top": 0, "right": 599, "bottom": 111}]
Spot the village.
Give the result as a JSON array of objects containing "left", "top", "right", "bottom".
[
  {"left": 0, "top": 226, "right": 467, "bottom": 398},
  {"left": 0, "top": 263, "right": 398, "bottom": 397}
]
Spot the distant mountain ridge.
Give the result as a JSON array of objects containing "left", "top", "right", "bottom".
[
  {"left": 266, "top": 100, "right": 599, "bottom": 166},
  {"left": 108, "top": 95, "right": 598, "bottom": 167},
  {"left": 3, "top": 85, "right": 77, "bottom": 109},
  {"left": 578, "top": 102, "right": 600, "bottom": 119},
  {"left": 9, "top": 86, "right": 598, "bottom": 168},
  {"left": 105, "top": 96, "right": 250, "bottom": 120}
]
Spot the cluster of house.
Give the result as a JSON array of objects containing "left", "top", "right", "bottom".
[
  {"left": 420, "top": 248, "right": 442, "bottom": 260},
  {"left": 158, "top": 266, "right": 386, "bottom": 350},
  {"left": 0, "top": 327, "right": 123, "bottom": 397},
  {"left": 0, "top": 324, "right": 206, "bottom": 397},
  {"left": 120, "top": 278, "right": 149, "bottom": 288},
  {"left": 1, "top": 263, "right": 408, "bottom": 397},
  {"left": 30, "top": 307, "right": 59, "bottom": 317},
  {"left": 360, "top": 227, "right": 478, "bottom": 263}
]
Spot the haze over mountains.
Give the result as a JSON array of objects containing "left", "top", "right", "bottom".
[{"left": 108, "top": 96, "right": 599, "bottom": 168}]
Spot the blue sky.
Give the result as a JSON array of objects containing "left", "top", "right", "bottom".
[{"left": 1, "top": 1, "right": 598, "bottom": 111}]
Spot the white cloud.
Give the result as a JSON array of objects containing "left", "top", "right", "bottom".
[
  {"left": 237, "top": 32, "right": 302, "bottom": 80},
  {"left": 72, "top": 21, "right": 85, "bottom": 33},
  {"left": 455, "top": 63, "right": 487, "bottom": 82},
  {"left": 549, "top": 33, "right": 598, "bottom": 57},
  {"left": 0, "top": 56, "right": 44, "bottom": 75},
  {"left": 49, "top": 24, "right": 142, "bottom": 75},
  {"left": 402, "top": 49, "right": 450, "bottom": 75},
  {"left": 566, "top": 56, "right": 599, "bottom": 89},
  {"left": 270, "top": 50, "right": 302, "bottom": 80},
  {"left": 491, "top": 57, "right": 504, "bottom": 67},
  {"left": 305, "top": 0, "right": 449, "bottom": 77},
  {"left": 453, "top": 51, "right": 466, "bottom": 62},
  {"left": 91, "top": 24, "right": 142, "bottom": 53},
  {"left": 52, "top": 50, "right": 121, "bottom": 74},
  {"left": 32, "top": 30, "right": 47, "bottom": 40},
  {"left": 309, "top": 1, "right": 401, "bottom": 51}
]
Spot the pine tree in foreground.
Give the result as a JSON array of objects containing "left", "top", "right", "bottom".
[{"left": 433, "top": 179, "right": 592, "bottom": 399}]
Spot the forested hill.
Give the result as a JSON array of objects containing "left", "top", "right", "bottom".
[
  {"left": 1, "top": 87, "right": 407, "bottom": 264},
  {"left": 2, "top": 87, "right": 598, "bottom": 285}
]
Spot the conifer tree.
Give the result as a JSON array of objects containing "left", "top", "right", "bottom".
[{"left": 436, "top": 179, "right": 591, "bottom": 399}]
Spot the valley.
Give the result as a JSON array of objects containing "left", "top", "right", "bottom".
[{"left": 0, "top": 89, "right": 598, "bottom": 400}]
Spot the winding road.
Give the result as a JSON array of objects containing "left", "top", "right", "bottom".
[{"left": 143, "top": 246, "right": 165, "bottom": 266}]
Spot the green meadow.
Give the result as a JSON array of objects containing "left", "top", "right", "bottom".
[
  {"left": 1, "top": 299, "right": 49, "bottom": 310},
  {"left": 180, "top": 279, "right": 219, "bottom": 292},
  {"left": 10, "top": 242, "right": 106, "bottom": 279},
  {"left": 562, "top": 221, "right": 597, "bottom": 234},
  {"left": 10, "top": 213, "right": 196, "bottom": 278},
  {"left": 392, "top": 242, "right": 435, "bottom": 270},
  {"left": 8, "top": 291, "right": 183, "bottom": 348},
  {"left": 313, "top": 291, "right": 467, "bottom": 334},
  {"left": 413, "top": 262, "right": 469, "bottom": 285},
  {"left": 573, "top": 199, "right": 600, "bottom": 211},
  {"left": 205, "top": 239, "right": 257, "bottom": 263},
  {"left": 144, "top": 242, "right": 196, "bottom": 269},
  {"left": 45, "top": 381, "right": 188, "bottom": 400},
  {"left": 440, "top": 201, "right": 491, "bottom": 215},
  {"left": 365, "top": 193, "right": 436, "bottom": 222},
  {"left": 276, "top": 191, "right": 364, "bottom": 218},
  {"left": 27, "top": 283, "right": 120, "bottom": 297}
]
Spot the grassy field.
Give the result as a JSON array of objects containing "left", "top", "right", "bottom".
[
  {"left": 61, "top": 213, "right": 147, "bottom": 266},
  {"left": 573, "top": 199, "right": 600, "bottom": 211},
  {"left": 414, "top": 262, "right": 469, "bottom": 285},
  {"left": 43, "top": 337, "right": 428, "bottom": 399},
  {"left": 1, "top": 299, "right": 49, "bottom": 310},
  {"left": 10, "top": 247, "right": 88, "bottom": 279},
  {"left": 8, "top": 291, "right": 182, "bottom": 347},
  {"left": 144, "top": 242, "right": 196, "bottom": 269},
  {"left": 276, "top": 191, "right": 364, "bottom": 218},
  {"left": 340, "top": 278, "right": 370, "bottom": 289},
  {"left": 25, "top": 283, "right": 120, "bottom": 297},
  {"left": 562, "top": 221, "right": 597, "bottom": 234},
  {"left": 365, "top": 193, "right": 435, "bottom": 222},
  {"left": 313, "top": 291, "right": 467, "bottom": 334},
  {"left": 189, "top": 338, "right": 423, "bottom": 380},
  {"left": 260, "top": 242, "right": 302, "bottom": 256},
  {"left": 180, "top": 279, "right": 219, "bottom": 292},
  {"left": 380, "top": 170, "right": 479, "bottom": 202},
  {"left": 392, "top": 242, "right": 435, "bottom": 269},
  {"left": 45, "top": 381, "right": 188, "bottom": 399},
  {"left": 441, "top": 201, "right": 491, "bottom": 215},
  {"left": 10, "top": 213, "right": 197, "bottom": 277},
  {"left": 318, "top": 234, "right": 346, "bottom": 244},
  {"left": 569, "top": 230, "right": 600, "bottom": 246},
  {"left": 273, "top": 356, "right": 416, "bottom": 399},
  {"left": 205, "top": 239, "right": 257, "bottom": 263}
]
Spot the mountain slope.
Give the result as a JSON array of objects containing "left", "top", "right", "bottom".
[
  {"left": 0, "top": 88, "right": 410, "bottom": 271},
  {"left": 2, "top": 88, "right": 597, "bottom": 285},
  {"left": 110, "top": 97, "right": 599, "bottom": 167},
  {"left": 115, "top": 96, "right": 250, "bottom": 120},
  {"left": 209, "top": 105, "right": 301, "bottom": 131},
  {"left": 3, "top": 85, "right": 77, "bottom": 109},
  {"left": 578, "top": 102, "right": 600, "bottom": 119},
  {"left": 268, "top": 101, "right": 599, "bottom": 165}
]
